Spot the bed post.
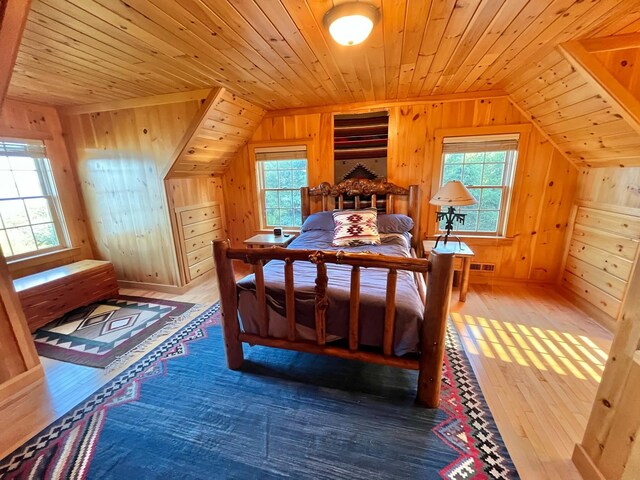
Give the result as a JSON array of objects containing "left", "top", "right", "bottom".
[
  {"left": 213, "top": 239, "right": 244, "bottom": 370},
  {"left": 416, "top": 250, "right": 454, "bottom": 407},
  {"left": 407, "top": 185, "right": 420, "bottom": 251},
  {"left": 301, "top": 186, "right": 310, "bottom": 221}
]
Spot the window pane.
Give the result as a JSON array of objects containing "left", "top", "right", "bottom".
[
  {"left": 14, "top": 170, "right": 43, "bottom": 197},
  {"left": 467, "top": 187, "right": 481, "bottom": 205},
  {"left": 480, "top": 188, "right": 502, "bottom": 209},
  {"left": 25, "top": 197, "right": 53, "bottom": 224},
  {"left": 460, "top": 211, "right": 478, "bottom": 231},
  {"left": 292, "top": 191, "right": 302, "bottom": 208},
  {"left": 263, "top": 161, "right": 278, "bottom": 171},
  {"left": 33, "top": 223, "right": 59, "bottom": 249},
  {"left": 292, "top": 159, "right": 306, "bottom": 169},
  {"left": 464, "top": 152, "right": 484, "bottom": 164},
  {"left": 6, "top": 227, "right": 37, "bottom": 255},
  {"left": 266, "top": 209, "right": 279, "bottom": 226},
  {"left": 482, "top": 163, "right": 504, "bottom": 186},
  {"left": 264, "top": 171, "right": 279, "bottom": 188},
  {"left": 478, "top": 211, "right": 499, "bottom": 232},
  {"left": 0, "top": 199, "right": 30, "bottom": 227},
  {"left": 292, "top": 208, "right": 302, "bottom": 226},
  {"left": 442, "top": 164, "right": 462, "bottom": 184},
  {"left": 9, "top": 156, "right": 36, "bottom": 170},
  {"left": 265, "top": 191, "right": 279, "bottom": 209},
  {"left": 444, "top": 153, "right": 464, "bottom": 164},
  {"left": 278, "top": 170, "right": 293, "bottom": 188},
  {"left": 276, "top": 160, "right": 292, "bottom": 170},
  {"left": 485, "top": 151, "right": 506, "bottom": 163},
  {"left": 292, "top": 169, "right": 307, "bottom": 187},
  {"left": 462, "top": 164, "right": 482, "bottom": 185},
  {"left": 0, "top": 230, "right": 12, "bottom": 256},
  {"left": 0, "top": 173, "right": 18, "bottom": 199},
  {"left": 279, "top": 190, "right": 293, "bottom": 208},
  {"left": 280, "top": 209, "right": 294, "bottom": 226}
]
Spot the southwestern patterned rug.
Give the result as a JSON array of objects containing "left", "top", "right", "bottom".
[
  {"left": 33, "top": 296, "right": 195, "bottom": 368},
  {"left": 4, "top": 304, "right": 519, "bottom": 479}
]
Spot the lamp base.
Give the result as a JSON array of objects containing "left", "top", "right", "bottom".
[{"left": 433, "top": 234, "right": 462, "bottom": 249}]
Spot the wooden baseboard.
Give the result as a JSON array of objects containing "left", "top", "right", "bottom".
[
  {"left": 573, "top": 444, "right": 606, "bottom": 480},
  {"left": 468, "top": 275, "right": 551, "bottom": 287},
  {"left": 0, "top": 364, "right": 44, "bottom": 409},
  {"left": 118, "top": 269, "right": 215, "bottom": 295},
  {"left": 558, "top": 286, "right": 617, "bottom": 333}
]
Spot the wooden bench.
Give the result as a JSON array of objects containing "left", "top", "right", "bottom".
[{"left": 13, "top": 260, "right": 119, "bottom": 332}]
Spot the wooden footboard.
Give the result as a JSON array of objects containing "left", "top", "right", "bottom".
[{"left": 213, "top": 240, "right": 454, "bottom": 408}]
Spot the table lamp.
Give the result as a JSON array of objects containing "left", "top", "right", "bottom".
[{"left": 430, "top": 180, "right": 477, "bottom": 247}]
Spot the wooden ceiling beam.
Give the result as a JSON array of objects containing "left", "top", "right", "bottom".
[
  {"left": 559, "top": 40, "right": 640, "bottom": 139},
  {"left": 0, "top": 0, "right": 32, "bottom": 111},
  {"left": 581, "top": 32, "right": 640, "bottom": 53}
]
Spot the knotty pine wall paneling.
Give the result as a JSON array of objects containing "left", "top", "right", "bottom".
[
  {"left": 64, "top": 100, "right": 204, "bottom": 287},
  {"left": 0, "top": 99, "right": 93, "bottom": 278},
  {"left": 223, "top": 97, "right": 578, "bottom": 284}
]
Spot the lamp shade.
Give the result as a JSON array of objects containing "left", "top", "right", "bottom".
[
  {"left": 430, "top": 180, "right": 477, "bottom": 206},
  {"left": 323, "top": 2, "right": 380, "bottom": 46}
]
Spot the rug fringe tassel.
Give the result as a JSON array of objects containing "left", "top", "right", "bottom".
[{"left": 104, "top": 304, "right": 204, "bottom": 374}]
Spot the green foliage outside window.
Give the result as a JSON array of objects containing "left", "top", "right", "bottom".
[{"left": 261, "top": 159, "right": 308, "bottom": 228}]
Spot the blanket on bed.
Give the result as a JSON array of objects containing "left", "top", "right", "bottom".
[{"left": 236, "top": 230, "right": 424, "bottom": 356}]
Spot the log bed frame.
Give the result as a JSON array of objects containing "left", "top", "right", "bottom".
[{"left": 213, "top": 179, "right": 455, "bottom": 408}]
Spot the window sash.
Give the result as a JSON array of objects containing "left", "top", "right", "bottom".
[
  {"left": 255, "top": 150, "right": 308, "bottom": 229},
  {"left": 438, "top": 147, "right": 517, "bottom": 236},
  {"left": 0, "top": 141, "right": 68, "bottom": 259}
]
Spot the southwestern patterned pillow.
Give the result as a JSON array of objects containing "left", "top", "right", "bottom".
[{"left": 332, "top": 208, "right": 381, "bottom": 247}]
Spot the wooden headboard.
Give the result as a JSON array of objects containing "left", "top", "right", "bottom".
[{"left": 300, "top": 179, "right": 420, "bottom": 249}]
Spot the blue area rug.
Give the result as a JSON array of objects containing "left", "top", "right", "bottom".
[{"left": 1, "top": 304, "right": 518, "bottom": 479}]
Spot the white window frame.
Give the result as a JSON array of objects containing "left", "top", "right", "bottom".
[
  {"left": 0, "top": 138, "right": 68, "bottom": 260},
  {"left": 437, "top": 134, "right": 519, "bottom": 237},
  {"left": 254, "top": 145, "right": 309, "bottom": 230}
]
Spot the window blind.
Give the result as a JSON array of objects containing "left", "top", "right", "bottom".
[
  {"left": 0, "top": 138, "right": 47, "bottom": 157},
  {"left": 255, "top": 145, "right": 307, "bottom": 161},
  {"left": 442, "top": 134, "right": 519, "bottom": 154}
]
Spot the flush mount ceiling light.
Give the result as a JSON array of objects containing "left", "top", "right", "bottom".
[{"left": 323, "top": 2, "right": 380, "bottom": 46}]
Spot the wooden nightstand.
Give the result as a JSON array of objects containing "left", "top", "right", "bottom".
[
  {"left": 422, "top": 240, "right": 475, "bottom": 302},
  {"left": 244, "top": 233, "right": 295, "bottom": 248}
]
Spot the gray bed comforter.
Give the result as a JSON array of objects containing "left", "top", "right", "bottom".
[{"left": 236, "top": 230, "right": 424, "bottom": 356}]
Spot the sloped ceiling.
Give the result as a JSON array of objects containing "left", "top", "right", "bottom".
[
  {"left": 8, "top": 0, "right": 640, "bottom": 110},
  {"left": 506, "top": 34, "right": 640, "bottom": 168},
  {"left": 165, "top": 88, "right": 265, "bottom": 177}
]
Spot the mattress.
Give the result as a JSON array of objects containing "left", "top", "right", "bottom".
[{"left": 236, "top": 230, "right": 424, "bottom": 356}]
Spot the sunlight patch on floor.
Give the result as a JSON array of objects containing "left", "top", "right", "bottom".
[{"left": 451, "top": 312, "right": 607, "bottom": 382}]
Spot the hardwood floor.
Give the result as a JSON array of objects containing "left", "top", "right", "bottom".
[
  {"left": 0, "top": 280, "right": 611, "bottom": 480},
  {"left": 450, "top": 284, "right": 612, "bottom": 479}
]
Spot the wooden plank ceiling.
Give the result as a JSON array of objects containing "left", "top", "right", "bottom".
[
  {"left": 8, "top": 0, "right": 640, "bottom": 111},
  {"left": 166, "top": 88, "right": 265, "bottom": 177}
]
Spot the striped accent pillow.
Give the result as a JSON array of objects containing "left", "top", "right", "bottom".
[{"left": 332, "top": 208, "right": 381, "bottom": 247}]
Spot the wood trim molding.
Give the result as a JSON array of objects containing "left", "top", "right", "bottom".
[
  {"left": 572, "top": 444, "right": 607, "bottom": 480},
  {"left": 0, "top": 127, "right": 53, "bottom": 141},
  {"left": 264, "top": 90, "right": 509, "bottom": 117},
  {"left": 0, "top": 0, "right": 32, "bottom": 110},
  {"left": 581, "top": 32, "right": 640, "bottom": 53},
  {"left": 560, "top": 40, "right": 640, "bottom": 138},
  {"left": 162, "top": 87, "right": 225, "bottom": 179},
  {"left": 0, "top": 364, "right": 43, "bottom": 409},
  {"left": 59, "top": 88, "right": 213, "bottom": 116}
]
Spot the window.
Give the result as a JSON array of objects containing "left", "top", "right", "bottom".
[
  {"left": 0, "top": 138, "right": 67, "bottom": 259},
  {"left": 438, "top": 134, "right": 519, "bottom": 235},
  {"left": 255, "top": 145, "right": 308, "bottom": 228}
]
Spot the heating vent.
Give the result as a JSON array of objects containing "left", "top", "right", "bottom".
[{"left": 470, "top": 262, "right": 495, "bottom": 272}]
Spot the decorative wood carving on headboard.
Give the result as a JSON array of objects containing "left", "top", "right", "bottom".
[
  {"left": 308, "top": 178, "right": 409, "bottom": 197},
  {"left": 300, "top": 178, "right": 420, "bottom": 249}
]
